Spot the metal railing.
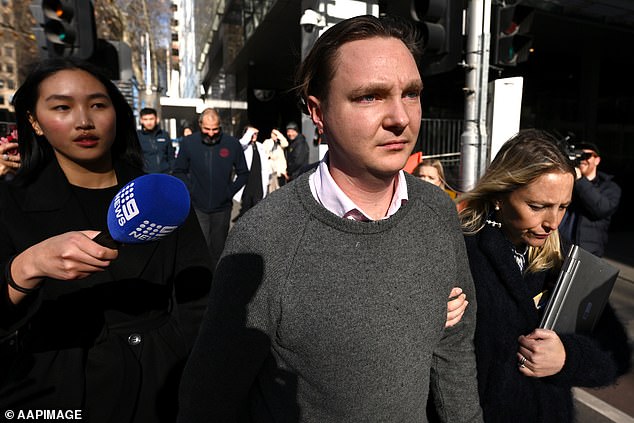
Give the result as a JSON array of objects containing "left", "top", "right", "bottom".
[
  {"left": 418, "top": 118, "right": 462, "bottom": 162},
  {"left": 417, "top": 118, "right": 463, "bottom": 191}
]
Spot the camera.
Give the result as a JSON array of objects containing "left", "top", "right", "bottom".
[
  {"left": 569, "top": 150, "right": 594, "bottom": 165},
  {"left": 560, "top": 133, "right": 593, "bottom": 166}
]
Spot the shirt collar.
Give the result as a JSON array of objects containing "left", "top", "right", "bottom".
[{"left": 309, "top": 153, "right": 408, "bottom": 221}]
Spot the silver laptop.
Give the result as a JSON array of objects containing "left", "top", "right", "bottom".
[{"left": 539, "top": 245, "right": 619, "bottom": 334}]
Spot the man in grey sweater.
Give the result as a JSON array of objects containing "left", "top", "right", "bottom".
[{"left": 178, "top": 15, "right": 483, "bottom": 422}]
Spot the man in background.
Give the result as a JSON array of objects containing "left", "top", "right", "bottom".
[
  {"left": 561, "top": 142, "right": 621, "bottom": 257},
  {"left": 284, "top": 121, "right": 309, "bottom": 181},
  {"left": 172, "top": 108, "right": 248, "bottom": 270},
  {"left": 137, "top": 107, "right": 175, "bottom": 173}
]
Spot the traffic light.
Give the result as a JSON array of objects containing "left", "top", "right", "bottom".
[
  {"left": 90, "top": 39, "right": 134, "bottom": 81},
  {"left": 491, "top": 3, "right": 534, "bottom": 66},
  {"left": 30, "top": 0, "right": 96, "bottom": 59},
  {"left": 380, "top": 0, "right": 465, "bottom": 76}
]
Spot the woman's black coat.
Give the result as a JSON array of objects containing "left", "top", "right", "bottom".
[
  {"left": 464, "top": 224, "right": 630, "bottom": 423},
  {"left": 0, "top": 161, "right": 213, "bottom": 423}
]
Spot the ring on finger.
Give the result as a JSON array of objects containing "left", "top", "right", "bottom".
[
  {"left": 2, "top": 154, "right": 8, "bottom": 161},
  {"left": 518, "top": 355, "right": 527, "bottom": 368}
]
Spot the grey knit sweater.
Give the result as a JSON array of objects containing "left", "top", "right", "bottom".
[{"left": 178, "top": 172, "right": 483, "bottom": 423}]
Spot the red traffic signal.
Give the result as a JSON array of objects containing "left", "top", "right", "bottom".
[
  {"left": 491, "top": 4, "right": 535, "bottom": 66},
  {"left": 43, "top": 0, "right": 76, "bottom": 46}
]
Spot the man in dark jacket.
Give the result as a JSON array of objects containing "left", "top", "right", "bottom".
[
  {"left": 172, "top": 108, "right": 249, "bottom": 270},
  {"left": 137, "top": 107, "right": 175, "bottom": 173},
  {"left": 284, "top": 121, "right": 309, "bottom": 181},
  {"left": 560, "top": 142, "right": 621, "bottom": 257}
]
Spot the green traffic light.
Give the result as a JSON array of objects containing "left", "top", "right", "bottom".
[
  {"left": 44, "top": 20, "right": 75, "bottom": 45},
  {"left": 42, "top": 0, "right": 75, "bottom": 46},
  {"left": 36, "top": 0, "right": 96, "bottom": 59}
]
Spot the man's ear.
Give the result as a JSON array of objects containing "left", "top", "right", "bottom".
[
  {"left": 307, "top": 95, "right": 324, "bottom": 135},
  {"left": 28, "top": 113, "right": 44, "bottom": 136},
  {"left": 594, "top": 155, "right": 601, "bottom": 166}
]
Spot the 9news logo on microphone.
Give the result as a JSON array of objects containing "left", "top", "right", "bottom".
[{"left": 107, "top": 174, "right": 191, "bottom": 244}]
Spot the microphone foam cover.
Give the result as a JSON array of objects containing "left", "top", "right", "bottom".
[{"left": 107, "top": 174, "right": 191, "bottom": 244}]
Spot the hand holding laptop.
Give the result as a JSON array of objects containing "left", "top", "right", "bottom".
[
  {"left": 517, "top": 329, "right": 567, "bottom": 377},
  {"left": 539, "top": 245, "right": 619, "bottom": 334}
]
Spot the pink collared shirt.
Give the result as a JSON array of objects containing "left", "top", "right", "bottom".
[{"left": 308, "top": 155, "right": 408, "bottom": 221}]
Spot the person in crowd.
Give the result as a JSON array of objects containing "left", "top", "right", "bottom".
[
  {"left": 172, "top": 124, "right": 194, "bottom": 158},
  {"left": 0, "top": 58, "right": 213, "bottom": 422},
  {"left": 284, "top": 121, "right": 309, "bottom": 181},
  {"left": 233, "top": 125, "right": 271, "bottom": 219},
  {"left": 177, "top": 15, "right": 482, "bottom": 422},
  {"left": 0, "top": 128, "right": 20, "bottom": 180},
  {"left": 457, "top": 129, "right": 630, "bottom": 422},
  {"left": 137, "top": 107, "right": 175, "bottom": 173},
  {"left": 559, "top": 141, "right": 620, "bottom": 257},
  {"left": 413, "top": 158, "right": 446, "bottom": 188},
  {"left": 413, "top": 158, "right": 457, "bottom": 199},
  {"left": 262, "top": 128, "right": 288, "bottom": 192},
  {"left": 172, "top": 107, "right": 248, "bottom": 270}
]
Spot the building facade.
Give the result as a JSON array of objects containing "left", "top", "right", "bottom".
[{"left": 0, "top": 0, "right": 18, "bottom": 124}]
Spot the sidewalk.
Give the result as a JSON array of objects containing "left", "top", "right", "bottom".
[{"left": 574, "top": 231, "right": 634, "bottom": 422}]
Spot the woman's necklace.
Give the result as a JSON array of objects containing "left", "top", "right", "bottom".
[{"left": 511, "top": 244, "right": 528, "bottom": 272}]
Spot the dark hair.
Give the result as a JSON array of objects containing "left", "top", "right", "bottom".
[
  {"left": 140, "top": 107, "right": 158, "bottom": 117},
  {"left": 295, "top": 14, "right": 421, "bottom": 114},
  {"left": 11, "top": 57, "right": 143, "bottom": 184}
]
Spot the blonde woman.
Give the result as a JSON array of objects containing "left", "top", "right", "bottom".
[
  {"left": 413, "top": 158, "right": 458, "bottom": 198},
  {"left": 458, "top": 129, "right": 630, "bottom": 422},
  {"left": 413, "top": 158, "right": 445, "bottom": 188}
]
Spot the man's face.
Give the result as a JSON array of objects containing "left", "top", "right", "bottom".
[
  {"left": 200, "top": 114, "right": 222, "bottom": 143},
  {"left": 286, "top": 128, "right": 298, "bottom": 141},
  {"left": 578, "top": 149, "right": 600, "bottom": 178},
  {"left": 140, "top": 113, "right": 158, "bottom": 131},
  {"left": 307, "top": 37, "right": 422, "bottom": 181}
]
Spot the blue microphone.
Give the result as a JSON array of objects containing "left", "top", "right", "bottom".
[{"left": 93, "top": 174, "right": 191, "bottom": 248}]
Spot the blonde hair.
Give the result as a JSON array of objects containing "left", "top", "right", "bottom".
[
  {"left": 458, "top": 129, "right": 575, "bottom": 273},
  {"left": 413, "top": 159, "right": 446, "bottom": 189}
]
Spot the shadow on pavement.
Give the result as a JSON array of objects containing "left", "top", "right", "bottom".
[{"left": 579, "top": 230, "right": 634, "bottom": 420}]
